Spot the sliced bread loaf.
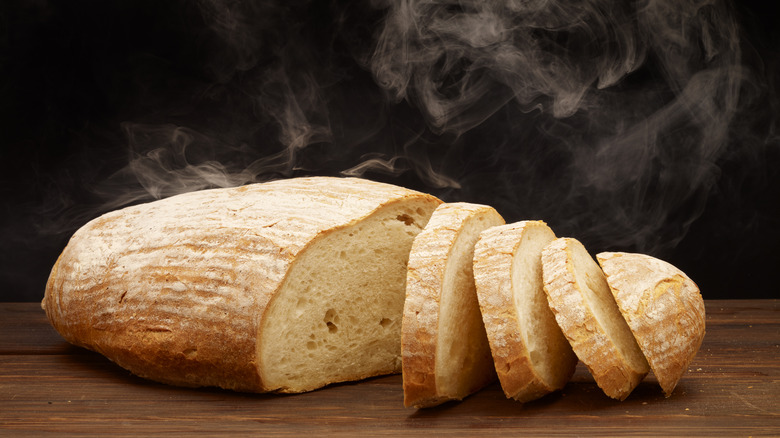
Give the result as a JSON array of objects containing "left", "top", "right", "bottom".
[
  {"left": 597, "top": 252, "right": 705, "bottom": 397},
  {"left": 42, "top": 177, "right": 442, "bottom": 393},
  {"left": 541, "top": 237, "right": 650, "bottom": 400},
  {"left": 402, "top": 202, "right": 505, "bottom": 408},
  {"left": 473, "top": 221, "right": 578, "bottom": 402}
]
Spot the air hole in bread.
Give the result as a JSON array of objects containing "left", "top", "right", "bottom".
[
  {"left": 323, "top": 309, "right": 340, "bottom": 333},
  {"left": 379, "top": 317, "right": 392, "bottom": 327},
  {"left": 396, "top": 214, "right": 415, "bottom": 226},
  {"left": 324, "top": 309, "right": 338, "bottom": 321}
]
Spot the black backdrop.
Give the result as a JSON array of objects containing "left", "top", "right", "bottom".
[{"left": 2, "top": 0, "right": 778, "bottom": 301}]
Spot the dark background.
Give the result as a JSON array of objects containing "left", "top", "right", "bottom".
[{"left": 1, "top": 0, "right": 778, "bottom": 302}]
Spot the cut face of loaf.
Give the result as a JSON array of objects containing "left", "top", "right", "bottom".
[
  {"left": 42, "top": 177, "right": 442, "bottom": 393},
  {"left": 541, "top": 238, "right": 650, "bottom": 400},
  {"left": 597, "top": 252, "right": 705, "bottom": 397},
  {"left": 402, "top": 202, "right": 505, "bottom": 408},
  {"left": 473, "top": 221, "right": 578, "bottom": 402}
]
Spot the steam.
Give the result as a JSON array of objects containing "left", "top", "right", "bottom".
[
  {"left": 371, "top": 0, "right": 647, "bottom": 132},
  {"left": 99, "top": 123, "right": 269, "bottom": 210},
  {"left": 86, "top": 1, "right": 337, "bottom": 209},
  {"left": 51, "top": 0, "right": 770, "bottom": 259},
  {"left": 368, "top": 0, "right": 754, "bottom": 252},
  {"left": 6, "top": 0, "right": 775, "bottom": 304},
  {"left": 341, "top": 131, "right": 461, "bottom": 188},
  {"left": 92, "top": 0, "right": 464, "bottom": 208}
]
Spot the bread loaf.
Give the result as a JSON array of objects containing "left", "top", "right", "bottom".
[
  {"left": 541, "top": 238, "right": 650, "bottom": 400},
  {"left": 42, "top": 177, "right": 442, "bottom": 393},
  {"left": 597, "top": 252, "right": 705, "bottom": 397},
  {"left": 473, "top": 221, "right": 578, "bottom": 402},
  {"left": 402, "top": 203, "right": 504, "bottom": 408}
]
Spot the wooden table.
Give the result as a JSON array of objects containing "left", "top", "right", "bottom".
[{"left": 1, "top": 300, "right": 778, "bottom": 436}]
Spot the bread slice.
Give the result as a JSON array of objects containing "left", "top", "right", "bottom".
[
  {"left": 473, "top": 221, "right": 578, "bottom": 402},
  {"left": 541, "top": 237, "right": 650, "bottom": 400},
  {"left": 402, "top": 202, "right": 505, "bottom": 408},
  {"left": 597, "top": 252, "right": 705, "bottom": 397},
  {"left": 42, "top": 177, "right": 442, "bottom": 393}
]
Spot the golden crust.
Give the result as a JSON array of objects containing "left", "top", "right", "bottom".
[
  {"left": 541, "top": 238, "right": 649, "bottom": 401},
  {"left": 402, "top": 203, "right": 504, "bottom": 408},
  {"left": 597, "top": 252, "right": 705, "bottom": 397},
  {"left": 401, "top": 230, "right": 449, "bottom": 407},
  {"left": 473, "top": 221, "right": 577, "bottom": 402},
  {"left": 42, "top": 177, "right": 441, "bottom": 393}
]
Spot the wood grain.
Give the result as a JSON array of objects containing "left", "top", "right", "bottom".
[{"left": 1, "top": 300, "right": 778, "bottom": 436}]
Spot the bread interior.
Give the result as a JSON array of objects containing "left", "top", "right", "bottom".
[
  {"left": 258, "top": 200, "right": 436, "bottom": 392},
  {"left": 436, "top": 213, "right": 500, "bottom": 397},
  {"left": 569, "top": 242, "right": 649, "bottom": 374},
  {"left": 512, "top": 224, "right": 572, "bottom": 387}
]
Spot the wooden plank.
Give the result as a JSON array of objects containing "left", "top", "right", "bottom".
[
  {"left": 0, "top": 303, "right": 69, "bottom": 355},
  {"left": 1, "top": 301, "right": 778, "bottom": 436}
]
